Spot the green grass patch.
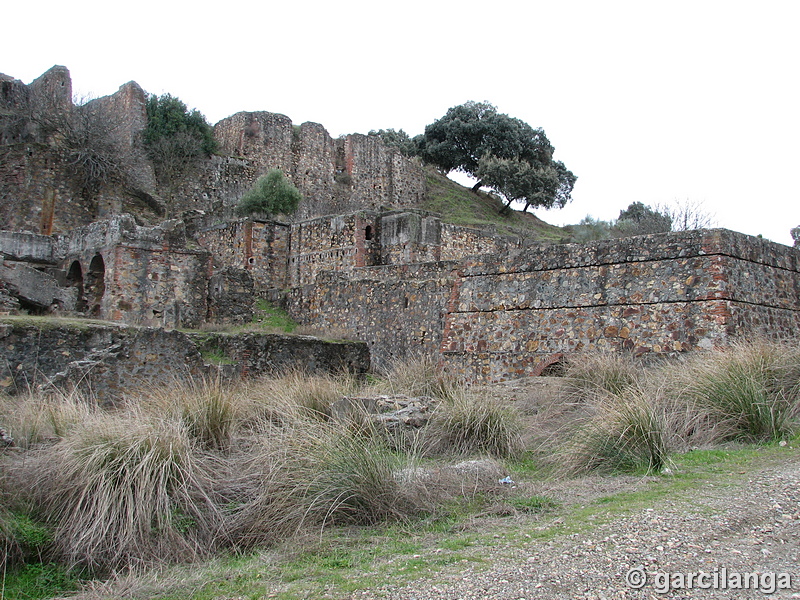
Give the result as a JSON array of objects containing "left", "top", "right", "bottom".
[
  {"left": 199, "top": 346, "right": 235, "bottom": 365},
  {"left": 0, "top": 315, "right": 123, "bottom": 331},
  {"left": 251, "top": 299, "right": 298, "bottom": 333},
  {"left": 421, "top": 168, "right": 567, "bottom": 241},
  {"left": 508, "top": 494, "right": 560, "bottom": 513},
  {"left": 0, "top": 562, "right": 83, "bottom": 600}
]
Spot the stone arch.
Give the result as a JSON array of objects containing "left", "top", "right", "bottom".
[
  {"left": 66, "top": 260, "right": 86, "bottom": 312},
  {"left": 86, "top": 254, "right": 106, "bottom": 317}
]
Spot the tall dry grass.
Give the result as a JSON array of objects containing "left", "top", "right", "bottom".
[
  {"left": 562, "top": 351, "right": 641, "bottom": 400},
  {"left": 370, "top": 355, "right": 463, "bottom": 401},
  {"left": 556, "top": 342, "right": 800, "bottom": 474},
  {"left": 18, "top": 411, "right": 220, "bottom": 570},
  {"left": 0, "top": 364, "right": 455, "bottom": 572},
  {"left": 426, "top": 389, "right": 524, "bottom": 458},
  {"left": 557, "top": 385, "right": 672, "bottom": 474},
  {"left": 675, "top": 341, "right": 800, "bottom": 442},
  {"left": 0, "top": 389, "right": 98, "bottom": 449}
]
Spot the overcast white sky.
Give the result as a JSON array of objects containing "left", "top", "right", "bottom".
[{"left": 3, "top": 1, "right": 798, "bottom": 245}]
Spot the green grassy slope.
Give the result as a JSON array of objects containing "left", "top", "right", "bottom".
[{"left": 420, "top": 167, "right": 568, "bottom": 243}]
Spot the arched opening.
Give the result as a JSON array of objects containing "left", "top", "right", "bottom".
[
  {"left": 86, "top": 254, "right": 105, "bottom": 317},
  {"left": 66, "top": 260, "right": 86, "bottom": 312},
  {"left": 364, "top": 225, "right": 373, "bottom": 241}
]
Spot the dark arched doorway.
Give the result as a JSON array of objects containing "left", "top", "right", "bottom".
[
  {"left": 86, "top": 254, "right": 105, "bottom": 317},
  {"left": 66, "top": 260, "right": 86, "bottom": 312}
]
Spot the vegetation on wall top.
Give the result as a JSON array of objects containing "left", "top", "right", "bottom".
[
  {"left": 235, "top": 169, "right": 302, "bottom": 218},
  {"left": 144, "top": 93, "right": 217, "bottom": 186}
]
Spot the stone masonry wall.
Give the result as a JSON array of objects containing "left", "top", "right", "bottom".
[
  {"left": 288, "top": 212, "right": 381, "bottom": 286},
  {"left": 196, "top": 219, "right": 290, "bottom": 290},
  {"left": 2, "top": 69, "right": 429, "bottom": 235},
  {"left": 289, "top": 229, "right": 800, "bottom": 382},
  {"left": 0, "top": 319, "right": 369, "bottom": 404},
  {"left": 213, "top": 113, "right": 427, "bottom": 220},
  {"left": 57, "top": 216, "right": 211, "bottom": 328},
  {"left": 442, "top": 229, "right": 800, "bottom": 380},
  {"left": 288, "top": 262, "right": 458, "bottom": 371},
  {"left": 440, "top": 223, "right": 521, "bottom": 261}
]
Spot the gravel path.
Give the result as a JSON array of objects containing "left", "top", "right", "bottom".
[{"left": 354, "top": 449, "right": 800, "bottom": 600}]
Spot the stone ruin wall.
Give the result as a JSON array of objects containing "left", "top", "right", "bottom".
[
  {"left": 288, "top": 212, "right": 380, "bottom": 287},
  {"left": 0, "top": 67, "right": 429, "bottom": 235},
  {"left": 179, "top": 112, "right": 428, "bottom": 221},
  {"left": 439, "top": 223, "right": 519, "bottom": 261},
  {"left": 0, "top": 67, "right": 90, "bottom": 234},
  {"left": 0, "top": 320, "right": 369, "bottom": 403},
  {"left": 0, "top": 67, "right": 162, "bottom": 234},
  {"left": 195, "top": 219, "right": 290, "bottom": 290},
  {"left": 4, "top": 67, "right": 800, "bottom": 384},
  {"left": 288, "top": 262, "right": 458, "bottom": 371},
  {"left": 288, "top": 229, "right": 800, "bottom": 381}
]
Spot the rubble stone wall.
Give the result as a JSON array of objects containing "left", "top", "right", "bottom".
[
  {"left": 0, "top": 319, "right": 369, "bottom": 404},
  {"left": 288, "top": 262, "right": 459, "bottom": 370},
  {"left": 196, "top": 219, "right": 290, "bottom": 290},
  {"left": 289, "top": 229, "right": 800, "bottom": 381}
]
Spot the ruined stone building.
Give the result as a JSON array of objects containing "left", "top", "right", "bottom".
[{"left": 2, "top": 66, "right": 800, "bottom": 386}]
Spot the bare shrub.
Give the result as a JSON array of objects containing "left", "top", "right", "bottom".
[{"left": 656, "top": 198, "right": 717, "bottom": 231}]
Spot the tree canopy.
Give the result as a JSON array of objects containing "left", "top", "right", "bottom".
[
  {"left": 236, "top": 170, "right": 302, "bottom": 217},
  {"left": 417, "top": 101, "right": 575, "bottom": 213},
  {"left": 615, "top": 201, "right": 672, "bottom": 235},
  {"left": 144, "top": 94, "right": 217, "bottom": 188},
  {"left": 367, "top": 128, "right": 417, "bottom": 157},
  {"left": 144, "top": 94, "right": 217, "bottom": 156}
]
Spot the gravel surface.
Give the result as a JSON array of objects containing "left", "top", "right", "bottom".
[{"left": 352, "top": 450, "right": 800, "bottom": 600}]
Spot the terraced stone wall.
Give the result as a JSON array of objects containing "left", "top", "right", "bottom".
[
  {"left": 289, "top": 229, "right": 800, "bottom": 382},
  {"left": 443, "top": 229, "right": 800, "bottom": 380},
  {"left": 288, "top": 262, "right": 458, "bottom": 371}
]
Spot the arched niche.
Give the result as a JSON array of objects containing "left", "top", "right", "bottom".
[
  {"left": 66, "top": 260, "right": 86, "bottom": 312},
  {"left": 86, "top": 254, "right": 106, "bottom": 317}
]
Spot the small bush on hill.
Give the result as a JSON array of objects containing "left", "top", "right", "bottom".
[{"left": 235, "top": 169, "right": 302, "bottom": 217}]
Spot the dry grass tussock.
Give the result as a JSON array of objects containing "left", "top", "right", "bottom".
[
  {"left": 0, "top": 388, "right": 98, "bottom": 449},
  {"left": 367, "top": 355, "right": 463, "bottom": 401},
  {"left": 0, "top": 362, "right": 512, "bottom": 574},
  {"left": 424, "top": 388, "right": 524, "bottom": 459},
  {"left": 2, "top": 342, "right": 798, "bottom": 578},
  {"left": 554, "top": 341, "right": 800, "bottom": 474}
]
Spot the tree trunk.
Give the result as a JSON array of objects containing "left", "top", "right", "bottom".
[{"left": 471, "top": 180, "right": 483, "bottom": 192}]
